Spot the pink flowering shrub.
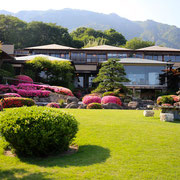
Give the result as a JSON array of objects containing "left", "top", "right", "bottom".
[
  {"left": 4, "top": 93, "right": 21, "bottom": 97},
  {"left": 16, "top": 89, "right": 51, "bottom": 97},
  {"left": 101, "top": 96, "right": 122, "bottom": 106},
  {"left": 16, "top": 75, "right": 33, "bottom": 84},
  {"left": 47, "top": 102, "right": 60, "bottom": 108},
  {"left": 1, "top": 97, "right": 35, "bottom": 108},
  {"left": 82, "top": 95, "right": 101, "bottom": 105}
]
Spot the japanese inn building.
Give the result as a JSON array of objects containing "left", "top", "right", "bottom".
[{"left": 11, "top": 44, "right": 180, "bottom": 98}]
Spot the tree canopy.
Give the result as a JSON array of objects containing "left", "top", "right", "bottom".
[
  {"left": 71, "top": 27, "right": 127, "bottom": 47},
  {"left": 25, "top": 57, "right": 75, "bottom": 88},
  {"left": 124, "top": 37, "right": 155, "bottom": 50}
]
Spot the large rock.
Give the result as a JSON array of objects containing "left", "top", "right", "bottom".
[
  {"left": 65, "top": 102, "right": 79, "bottom": 109},
  {"left": 128, "top": 101, "right": 139, "bottom": 109},
  {"left": 66, "top": 97, "right": 79, "bottom": 104},
  {"left": 143, "top": 110, "right": 154, "bottom": 117},
  {"left": 160, "top": 113, "right": 174, "bottom": 122},
  {"left": 102, "top": 103, "right": 122, "bottom": 109},
  {"left": 78, "top": 104, "right": 87, "bottom": 109}
]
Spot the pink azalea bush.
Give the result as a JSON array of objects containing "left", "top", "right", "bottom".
[
  {"left": 46, "top": 102, "right": 60, "bottom": 108},
  {"left": 16, "top": 75, "right": 33, "bottom": 84},
  {"left": 101, "top": 96, "right": 122, "bottom": 106},
  {"left": 0, "top": 82, "right": 74, "bottom": 98},
  {"left": 82, "top": 95, "right": 101, "bottom": 105},
  {"left": 16, "top": 89, "right": 51, "bottom": 97},
  {"left": 4, "top": 93, "right": 21, "bottom": 97}
]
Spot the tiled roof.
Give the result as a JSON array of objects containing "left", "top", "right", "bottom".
[
  {"left": 119, "top": 58, "right": 173, "bottom": 65},
  {"left": 137, "top": 46, "right": 180, "bottom": 52},
  {"left": 83, "top": 45, "right": 130, "bottom": 50},
  {"left": 25, "top": 44, "right": 76, "bottom": 50},
  {"left": 15, "top": 54, "right": 70, "bottom": 61}
]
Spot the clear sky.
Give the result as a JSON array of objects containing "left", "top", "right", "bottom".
[{"left": 1, "top": 0, "right": 180, "bottom": 27}]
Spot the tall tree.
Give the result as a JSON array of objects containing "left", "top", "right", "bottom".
[
  {"left": 124, "top": 37, "right": 155, "bottom": 50},
  {"left": 93, "top": 58, "right": 129, "bottom": 92}
]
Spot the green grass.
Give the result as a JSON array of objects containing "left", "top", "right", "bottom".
[{"left": 0, "top": 109, "right": 180, "bottom": 179}]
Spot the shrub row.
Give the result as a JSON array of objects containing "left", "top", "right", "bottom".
[{"left": 0, "top": 97, "right": 35, "bottom": 108}]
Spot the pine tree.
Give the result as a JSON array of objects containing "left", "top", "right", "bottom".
[{"left": 93, "top": 58, "right": 129, "bottom": 92}]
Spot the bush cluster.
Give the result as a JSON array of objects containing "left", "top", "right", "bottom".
[
  {"left": 157, "top": 95, "right": 174, "bottom": 105},
  {"left": 0, "top": 106, "right": 79, "bottom": 157},
  {"left": 87, "top": 103, "right": 102, "bottom": 109},
  {"left": 101, "top": 96, "right": 122, "bottom": 106},
  {"left": 1, "top": 97, "right": 35, "bottom": 108},
  {"left": 82, "top": 95, "right": 101, "bottom": 105}
]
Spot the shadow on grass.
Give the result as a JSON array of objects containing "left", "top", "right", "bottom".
[
  {"left": 0, "top": 168, "right": 50, "bottom": 180},
  {"left": 20, "top": 145, "right": 111, "bottom": 167}
]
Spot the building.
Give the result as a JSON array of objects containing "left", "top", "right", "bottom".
[{"left": 13, "top": 44, "right": 180, "bottom": 97}]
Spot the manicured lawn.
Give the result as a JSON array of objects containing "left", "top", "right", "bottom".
[{"left": 0, "top": 109, "right": 180, "bottom": 179}]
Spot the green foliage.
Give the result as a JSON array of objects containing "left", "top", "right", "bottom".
[
  {"left": 0, "top": 106, "right": 78, "bottom": 157},
  {"left": 25, "top": 57, "right": 75, "bottom": 88},
  {"left": 160, "top": 96, "right": 174, "bottom": 105},
  {"left": 0, "top": 15, "right": 73, "bottom": 49},
  {"left": 71, "top": 27, "right": 126, "bottom": 47},
  {"left": 124, "top": 37, "right": 155, "bottom": 50},
  {"left": 93, "top": 58, "right": 129, "bottom": 92},
  {"left": 87, "top": 103, "right": 102, "bottom": 109},
  {"left": 103, "top": 91, "right": 119, "bottom": 97},
  {"left": 1, "top": 63, "right": 15, "bottom": 76}
]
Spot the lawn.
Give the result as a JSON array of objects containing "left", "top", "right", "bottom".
[{"left": 0, "top": 109, "right": 180, "bottom": 179}]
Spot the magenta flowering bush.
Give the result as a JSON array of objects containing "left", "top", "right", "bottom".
[
  {"left": 4, "top": 93, "right": 21, "bottom": 97},
  {"left": 16, "top": 75, "right": 33, "bottom": 84},
  {"left": 82, "top": 95, "right": 101, "bottom": 105},
  {"left": 0, "top": 83, "right": 74, "bottom": 98},
  {"left": 101, "top": 96, "right": 122, "bottom": 106},
  {"left": 16, "top": 89, "right": 51, "bottom": 97},
  {"left": 47, "top": 102, "right": 60, "bottom": 108}
]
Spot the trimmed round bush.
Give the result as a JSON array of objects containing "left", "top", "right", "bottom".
[
  {"left": 87, "top": 103, "right": 102, "bottom": 109},
  {"left": 1, "top": 97, "right": 35, "bottom": 108},
  {"left": 101, "top": 96, "right": 122, "bottom": 106},
  {"left": 157, "top": 95, "right": 174, "bottom": 105},
  {"left": 4, "top": 93, "right": 21, "bottom": 97},
  {"left": 82, "top": 95, "right": 101, "bottom": 105},
  {"left": 47, "top": 102, "right": 60, "bottom": 108},
  {"left": 16, "top": 75, "right": 33, "bottom": 84},
  {"left": 0, "top": 106, "right": 78, "bottom": 157}
]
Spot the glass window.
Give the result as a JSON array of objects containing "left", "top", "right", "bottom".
[{"left": 123, "top": 65, "right": 166, "bottom": 86}]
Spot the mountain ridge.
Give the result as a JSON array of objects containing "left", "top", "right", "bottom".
[{"left": 0, "top": 8, "right": 180, "bottom": 48}]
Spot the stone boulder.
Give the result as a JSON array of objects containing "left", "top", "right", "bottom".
[
  {"left": 65, "top": 102, "right": 79, "bottom": 109},
  {"left": 143, "top": 110, "right": 154, "bottom": 117},
  {"left": 66, "top": 97, "right": 79, "bottom": 104},
  {"left": 160, "top": 113, "right": 174, "bottom": 122},
  {"left": 128, "top": 101, "right": 139, "bottom": 109},
  {"left": 78, "top": 104, "right": 87, "bottom": 109},
  {"left": 102, "top": 103, "right": 122, "bottom": 109}
]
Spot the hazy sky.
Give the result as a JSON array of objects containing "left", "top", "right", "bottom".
[{"left": 1, "top": 0, "right": 180, "bottom": 27}]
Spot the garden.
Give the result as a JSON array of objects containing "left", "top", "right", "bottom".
[{"left": 0, "top": 58, "right": 180, "bottom": 179}]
